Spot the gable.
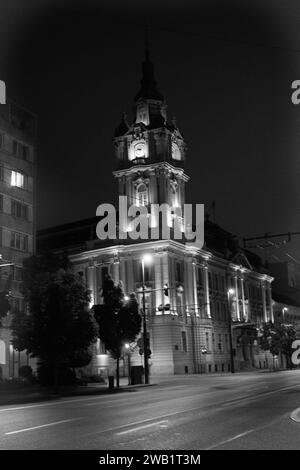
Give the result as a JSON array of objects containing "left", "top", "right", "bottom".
[{"left": 230, "top": 251, "right": 253, "bottom": 271}]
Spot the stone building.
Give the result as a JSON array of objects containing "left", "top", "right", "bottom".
[
  {"left": 0, "top": 100, "right": 36, "bottom": 379},
  {"left": 37, "top": 48, "right": 276, "bottom": 377}
]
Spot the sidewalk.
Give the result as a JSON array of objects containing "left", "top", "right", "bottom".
[
  {"left": 0, "top": 376, "right": 154, "bottom": 407},
  {"left": 0, "top": 369, "right": 295, "bottom": 407}
]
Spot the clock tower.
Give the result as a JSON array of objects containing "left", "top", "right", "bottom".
[{"left": 113, "top": 42, "right": 189, "bottom": 231}]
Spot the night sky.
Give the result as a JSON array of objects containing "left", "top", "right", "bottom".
[{"left": 1, "top": 0, "right": 300, "bottom": 262}]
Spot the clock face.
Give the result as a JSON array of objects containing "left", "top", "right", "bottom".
[{"left": 134, "top": 142, "right": 145, "bottom": 158}]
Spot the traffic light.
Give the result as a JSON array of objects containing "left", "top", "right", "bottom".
[
  {"left": 163, "top": 283, "right": 169, "bottom": 297},
  {"left": 137, "top": 334, "right": 151, "bottom": 357},
  {"left": 146, "top": 348, "right": 152, "bottom": 358}
]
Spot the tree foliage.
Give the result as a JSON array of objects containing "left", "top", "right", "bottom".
[
  {"left": 0, "top": 291, "right": 10, "bottom": 325},
  {"left": 93, "top": 275, "right": 142, "bottom": 386},
  {"left": 11, "top": 253, "right": 99, "bottom": 386},
  {"left": 259, "top": 321, "right": 297, "bottom": 368}
]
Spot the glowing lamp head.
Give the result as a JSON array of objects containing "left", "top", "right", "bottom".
[
  {"left": 124, "top": 295, "right": 129, "bottom": 301},
  {"left": 228, "top": 288, "right": 235, "bottom": 296},
  {"left": 142, "top": 254, "right": 153, "bottom": 265},
  {"left": 124, "top": 343, "right": 130, "bottom": 350}
]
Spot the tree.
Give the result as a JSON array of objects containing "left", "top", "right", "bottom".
[
  {"left": 259, "top": 321, "right": 297, "bottom": 369},
  {"left": 11, "top": 253, "right": 98, "bottom": 390},
  {"left": 93, "top": 275, "right": 142, "bottom": 387},
  {"left": 0, "top": 291, "right": 10, "bottom": 326}
]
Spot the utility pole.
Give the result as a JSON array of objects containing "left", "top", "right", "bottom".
[
  {"left": 141, "top": 257, "right": 150, "bottom": 385},
  {"left": 227, "top": 287, "right": 235, "bottom": 373}
]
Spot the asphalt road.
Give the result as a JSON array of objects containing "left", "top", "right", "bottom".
[{"left": 1, "top": 370, "right": 300, "bottom": 450}]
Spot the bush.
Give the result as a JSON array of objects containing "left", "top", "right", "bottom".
[{"left": 79, "top": 374, "right": 106, "bottom": 384}]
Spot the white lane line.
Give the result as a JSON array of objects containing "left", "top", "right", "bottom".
[
  {"left": 5, "top": 418, "right": 82, "bottom": 435},
  {"left": 221, "top": 383, "right": 300, "bottom": 408},
  {"left": 92, "top": 406, "right": 204, "bottom": 436},
  {"left": 205, "top": 417, "right": 281, "bottom": 450},
  {"left": 290, "top": 407, "right": 300, "bottom": 422},
  {"left": 205, "top": 429, "right": 255, "bottom": 449},
  {"left": 116, "top": 420, "right": 168, "bottom": 436}
]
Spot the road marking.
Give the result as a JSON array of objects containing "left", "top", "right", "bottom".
[
  {"left": 91, "top": 406, "right": 205, "bottom": 436},
  {"left": 205, "top": 417, "right": 281, "bottom": 450},
  {"left": 205, "top": 429, "right": 256, "bottom": 449},
  {"left": 221, "top": 383, "right": 300, "bottom": 408},
  {"left": 116, "top": 420, "right": 169, "bottom": 435},
  {"left": 290, "top": 407, "right": 300, "bottom": 422},
  {"left": 5, "top": 418, "right": 82, "bottom": 435}
]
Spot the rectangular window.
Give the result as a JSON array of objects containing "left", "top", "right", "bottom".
[
  {"left": 0, "top": 194, "right": 3, "bottom": 212},
  {"left": 215, "top": 274, "right": 219, "bottom": 291},
  {"left": 11, "top": 170, "right": 24, "bottom": 188},
  {"left": 181, "top": 331, "right": 187, "bottom": 352},
  {"left": 218, "top": 334, "right": 222, "bottom": 351},
  {"left": 12, "top": 140, "right": 29, "bottom": 161},
  {"left": 212, "top": 333, "right": 215, "bottom": 351},
  {"left": 11, "top": 199, "right": 28, "bottom": 220},
  {"left": 10, "top": 232, "right": 28, "bottom": 251},
  {"left": 225, "top": 334, "right": 229, "bottom": 351},
  {"left": 205, "top": 331, "right": 209, "bottom": 350},
  {"left": 0, "top": 134, "right": 3, "bottom": 148},
  {"left": 197, "top": 267, "right": 203, "bottom": 286},
  {"left": 0, "top": 165, "right": 3, "bottom": 181},
  {"left": 175, "top": 261, "right": 183, "bottom": 282},
  {"left": 136, "top": 261, "right": 152, "bottom": 283}
]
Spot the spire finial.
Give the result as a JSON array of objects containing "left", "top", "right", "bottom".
[{"left": 145, "top": 24, "right": 149, "bottom": 62}]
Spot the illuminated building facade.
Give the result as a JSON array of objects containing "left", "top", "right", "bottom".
[
  {"left": 0, "top": 101, "right": 36, "bottom": 379},
  {"left": 38, "top": 49, "right": 277, "bottom": 376}
]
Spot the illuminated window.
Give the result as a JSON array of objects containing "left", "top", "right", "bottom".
[
  {"left": 11, "top": 171, "right": 24, "bottom": 188},
  {"left": 137, "top": 183, "right": 148, "bottom": 206}
]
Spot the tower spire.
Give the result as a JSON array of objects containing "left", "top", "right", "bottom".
[
  {"left": 145, "top": 25, "right": 150, "bottom": 62},
  {"left": 134, "top": 30, "right": 164, "bottom": 102}
]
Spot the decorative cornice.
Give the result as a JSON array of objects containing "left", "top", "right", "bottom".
[{"left": 113, "top": 161, "right": 189, "bottom": 182}]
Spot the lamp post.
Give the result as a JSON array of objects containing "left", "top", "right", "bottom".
[
  {"left": 227, "top": 288, "right": 235, "bottom": 373},
  {"left": 141, "top": 254, "right": 152, "bottom": 385},
  {"left": 124, "top": 343, "right": 131, "bottom": 385}
]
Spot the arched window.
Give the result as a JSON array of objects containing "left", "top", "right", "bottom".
[{"left": 137, "top": 183, "right": 148, "bottom": 207}]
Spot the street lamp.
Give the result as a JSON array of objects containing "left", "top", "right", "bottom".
[
  {"left": 141, "top": 254, "right": 153, "bottom": 385},
  {"left": 227, "top": 288, "right": 235, "bottom": 373},
  {"left": 282, "top": 307, "right": 288, "bottom": 323},
  {"left": 0, "top": 254, "right": 14, "bottom": 269}
]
